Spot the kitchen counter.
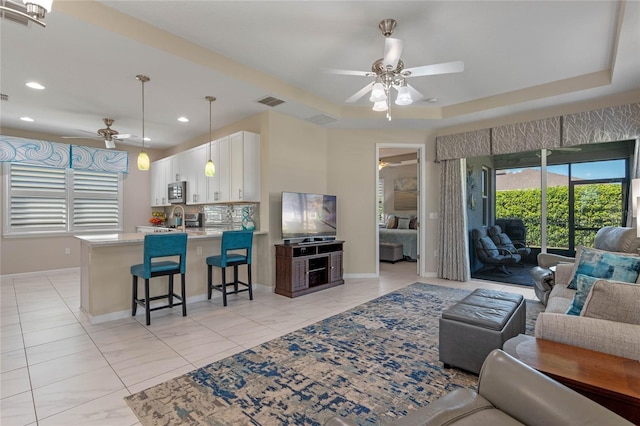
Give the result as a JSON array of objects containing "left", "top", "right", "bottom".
[
  {"left": 77, "top": 229, "right": 266, "bottom": 245},
  {"left": 76, "top": 230, "right": 267, "bottom": 323}
]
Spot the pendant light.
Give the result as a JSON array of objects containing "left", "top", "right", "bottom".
[
  {"left": 204, "top": 96, "right": 216, "bottom": 177},
  {"left": 136, "top": 75, "right": 150, "bottom": 171}
]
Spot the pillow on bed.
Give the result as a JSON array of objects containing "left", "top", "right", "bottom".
[
  {"left": 397, "top": 218, "right": 410, "bottom": 229},
  {"left": 385, "top": 215, "right": 397, "bottom": 229},
  {"left": 409, "top": 216, "right": 417, "bottom": 229}
]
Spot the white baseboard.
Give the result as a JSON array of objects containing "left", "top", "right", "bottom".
[
  {"left": 1, "top": 267, "right": 80, "bottom": 279},
  {"left": 344, "top": 273, "right": 377, "bottom": 279}
]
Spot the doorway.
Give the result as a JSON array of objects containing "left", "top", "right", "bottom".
[{"left": 376, "top": 144, "right": 426, "bottom": 277}]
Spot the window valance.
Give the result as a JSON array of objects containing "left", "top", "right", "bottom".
[
  {"left": 436, "top": 129, "right": 491, "bottom": 161},
  {"left": 492, "top": 117, "right": 561, "bottom": 155},
  {"left": 0, "top": 136, "right": 128, "bottom": 173},
  {"left": 563, "top": 103, "right": 640, "bottom": 146},
  {"left": 70, "top": 145, "right": 128, "bottom": 173},
  {"left": 436, "top": 102, "right": 640, "bottom": 160},
  {"left": 0, "top": 136, "right": 70, "bottom": 168}
]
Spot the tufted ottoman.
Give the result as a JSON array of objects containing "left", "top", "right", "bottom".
[
  {"left": 379, "top": 242, "right": 404, "bottom": 263},
  {"left": 439, "top": 288, "right": 526, "bottom": 374}
]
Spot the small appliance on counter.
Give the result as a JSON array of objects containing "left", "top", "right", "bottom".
[{"left": 184, "top": 213, "right": 203, "bottom": 228}]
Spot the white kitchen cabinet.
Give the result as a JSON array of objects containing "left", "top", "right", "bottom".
[
  {"left": 205, "top": 138, "right": 230, "bottom": 203},
  {"left": 184, "top": 145, "right": 207, "bottom": 205},
  {"left": 150, "top": 158, "right": 169, "bottom": 207},
  {"left": 228, "top": 131, "right": 260, "bottom": 202}
]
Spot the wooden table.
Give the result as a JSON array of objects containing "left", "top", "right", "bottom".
[{"left": 505, "top": 335, "right": 640, "bottom": 424}]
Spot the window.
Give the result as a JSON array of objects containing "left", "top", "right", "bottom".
[
  {"left": 481, "top": 166, "right": 490, "bottom": 226},
  {"left": 378, "top": 178, "right": 385, "bottom": 225},
  {"left": 4, "top": 163, "right": 123, "bottom": 235}
]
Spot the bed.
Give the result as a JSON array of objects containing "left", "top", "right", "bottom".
[{"left": 379, "top": 229, "right": 418, "bottom": 260}]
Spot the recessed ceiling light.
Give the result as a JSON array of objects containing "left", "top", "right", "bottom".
[
  {"left": 143, "top": 137, "right": 151, "bottom": 142},
  {"left": 177, "top": 117, "right": 189, "bottom": 123},
  {"left": 425, "top": 97, "right": 439, "bottom": 103},
  {"left": 25, "top": 81, "right": 45, "bottom": 90},
  {"left": 20, "top": 116, "right": 34, "bottom": 122}
]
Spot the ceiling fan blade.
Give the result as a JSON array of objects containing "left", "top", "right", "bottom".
[
  {"left": 321, "top": 67, "right": 372, "bottom": 77},
  {"left": 383, "top": 37, "right": 403, "bottom": 70},
  {"left": 345, "top": 81, "right": 375, "bottom": 103},
  {"left": 61, "top": 136, "right": 100, "bottom": 140},
  {"left": 403, "top": 60, "right": 464, "bottom": 77},
  {"left": 406, "top": 84, "right": 425, "bottom": 102},
  {"left": 114, "top": 134, "right": 132, "bottom": 140}
]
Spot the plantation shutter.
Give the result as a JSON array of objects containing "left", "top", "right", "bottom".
[
  {"left": 72, "top": 171, "right": 120, "bottom": 230},
  {"left": 9, "top": 165, "right": 67, "bottom": 232},
  {"left": 5, "top": 163, "right": 123, "bottom": 235}
]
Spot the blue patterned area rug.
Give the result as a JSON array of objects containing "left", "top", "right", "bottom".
[{"left": 125, "top": 283, "right": 543, "bottom": 425}]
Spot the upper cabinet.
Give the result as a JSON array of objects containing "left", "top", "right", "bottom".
[
  {"left": 150, "top": 158, "right": 169, "bottom": 207},
  {"left": 229, "top": 131, "right": 261, "bottom": 202},
  {"left": 183, "top": 144, "right": 207, "bottom": 205},
  {"left": 150, "top": 131, "right": 260, "bottom": 206}
]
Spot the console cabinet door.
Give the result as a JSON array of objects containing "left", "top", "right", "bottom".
[
  {"left": 291, "top": 258, "right": 309, "bottom": 291},
  {"left": 330, "top": 252, "right": 343, "bottom": 282}
]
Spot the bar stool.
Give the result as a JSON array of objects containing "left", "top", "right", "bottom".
[
  {"left": 131, "top": 232, "right": 188, "bottom": 325},
  {"left": 207, "top": 230, "right": 254, "bottom": 306}
]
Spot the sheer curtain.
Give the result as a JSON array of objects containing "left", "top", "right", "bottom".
[{"left": 437, "top": 159, "right": 470, "bottom": 281}]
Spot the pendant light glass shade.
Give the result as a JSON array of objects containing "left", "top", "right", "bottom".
[
  {"left": 136, "top": 75, "right": 150, "bottom": 171},
  {"left": 137, "top": 151, "right": 150, "bottom": 170},
  {"left": 205, "top": 160, "right": 216, "bottom": 177},
  {"left": 204, "top": 96, "right": 216, "bottom": 177}
]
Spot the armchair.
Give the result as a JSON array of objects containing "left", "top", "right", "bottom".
[
  {"left": 488, "top": 224, "right": 531, "bottom": 261},
  {"left": 472, "top": 227, "right": 521, "bottom": 275},
  {"left": 324, "top": 349, "right": 632, "bottom": 425}
]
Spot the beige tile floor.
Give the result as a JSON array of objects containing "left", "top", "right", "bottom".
[{"left": 1, "top": 262, "right": 535, "bottom": 426}]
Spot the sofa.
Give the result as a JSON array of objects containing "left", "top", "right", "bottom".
[
  {"left": 532, "top": 226, "right": 640, "bottom": 360},
  {"left": 324, "top": 349, "right": 632, "bottom": 426}
]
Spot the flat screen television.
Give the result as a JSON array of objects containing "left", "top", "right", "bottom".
[{"left": 281, "top": 192, "right": 337, "bottom": 241}]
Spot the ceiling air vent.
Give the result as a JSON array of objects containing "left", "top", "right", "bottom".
[
  {"left": 0, "top": 1, "right": 30, "bottom": 26},
  {"left": 306, "top": 114, "right": 337, "bottom": 126},
  {"left": 0, "top": 93, "right": 8, "bottom": 101},
  {"left": 256, "top": 96, "right": 285, "bottom": 108}
]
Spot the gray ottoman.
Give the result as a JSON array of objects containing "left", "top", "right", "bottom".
[
  {"left": 439, "top": 288, "right": 526, "bottom": 374},
  {"left": 380, "top": 242, "right": 403, "bottom": 263}
]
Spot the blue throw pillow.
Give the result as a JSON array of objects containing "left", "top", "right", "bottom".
[
  {"left": 567, "top": 248, "right": 640, "bottom": 290},
  {"left": 566, "top": 274, "right": 599, "bottom": 316}
]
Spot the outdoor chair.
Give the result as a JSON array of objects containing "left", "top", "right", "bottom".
[{"left": 472, "top": 227, "right": 521, "bottom": 275}]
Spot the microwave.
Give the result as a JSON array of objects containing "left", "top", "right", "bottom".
[{"left": 168, "top": 181, "right": 187, "bottom": 204}]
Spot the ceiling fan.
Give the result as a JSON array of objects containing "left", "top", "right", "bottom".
[
  {"left": 323, "top": 19, "right": 464, "bottom": 119},
  {"left": 62, "top": 118, "right": 132, "bottom": 149}
]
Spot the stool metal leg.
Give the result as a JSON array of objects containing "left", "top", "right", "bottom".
[
  {"left": 168, "top": 275, "right": 174, "bottom": 308},
  {"left": 248, "top": 264, "right": 253, "bottom": 301},
  {"left": 181, "top": 273, "right": 187, "bottom": 317},
  {"left": 221, "top": 268, "right": 228, "bottom": 306},
  {"left": 233, "top": 265, "right": 239, "bottom": 293},
  {"left": 144, "top": 278, "right": 151, "bottom": 326},
  {"left": 207, "top": 265, "right": 213, "bottom": 300},
  {"left": 132, "top": 276, "right": 138, "bottom": 316}
]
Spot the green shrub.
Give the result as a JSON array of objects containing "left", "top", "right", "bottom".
[{"left": 496, "top": 183, "right": 623, "bottom": 248}]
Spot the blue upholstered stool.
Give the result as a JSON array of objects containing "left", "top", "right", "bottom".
[
  {"left": 131, "top": 232, "right": 188, "bottom": 325},
  {"left": 206, "top": 230, "right": 254, "bottom": 306}
]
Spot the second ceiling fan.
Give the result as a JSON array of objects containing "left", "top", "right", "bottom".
[
  {"left": 324, "top": 19, "right": 464, "bottom": 119},
  {"left": 62, "top": 118, "right": 132, "bottom": 149}
]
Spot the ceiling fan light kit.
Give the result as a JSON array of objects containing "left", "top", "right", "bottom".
[
  {"left": 325, "top": 18, "right": 464, "bottom": 121},
  {"left": 204, "top": 96, "right": 216, "bottom": 177},
  {"left": 0, "top": 0, "right": 52, "bottom": 27},
  {"left": 136, "top": 74, "right": 150, "bottom": 171}
]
